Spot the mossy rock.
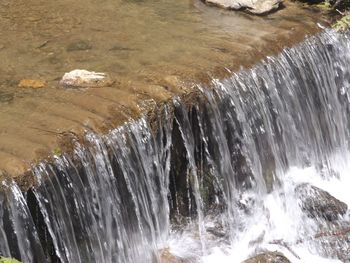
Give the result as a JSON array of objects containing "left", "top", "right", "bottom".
[
  {"left": 316, "top": 1, "right": 332, "bottom": 10},
  {"left": 52, "top": 147, "right": 62, "bottom": 156},
  {"left": 333, "top": 15, "right": 350, "bottom": 32},
  {"left": 295, "top": 183, "right": 348, "bottom": 221},
  {"left": 0, "top": 257, "right": 22, "bottom": 263}
]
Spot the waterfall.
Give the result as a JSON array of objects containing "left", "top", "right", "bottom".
[{"left": 0, "top": 29, "right": 350, "bottom": 263}]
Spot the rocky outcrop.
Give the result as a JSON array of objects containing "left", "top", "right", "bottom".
[
  {"left": 241, "top": 251, "right": 290, "bottom": 263},
  {"left": 202, "top": 0, "right": 282, "bottom": 15},
  {"left": 295, "top": 183, "right": 348, "bottom": 221}
]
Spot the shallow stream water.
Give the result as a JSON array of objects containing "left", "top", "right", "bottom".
[{"left": 0, "top": 0, "right": 326, "bottom": 174}]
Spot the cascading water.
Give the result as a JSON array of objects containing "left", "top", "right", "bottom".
[{"left": 0, "top": 29, "right": 350, "bottom": 263}]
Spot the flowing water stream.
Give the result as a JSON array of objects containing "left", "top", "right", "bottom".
[{"left": 1, "top": 29, "right": 350, "bottom": 262}]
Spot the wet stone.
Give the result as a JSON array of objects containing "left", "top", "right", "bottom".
[
  {"left": 241, "top": 251, "right": 291, "bottom": 263},
  {"left": 66, "top": 40, "right": 92, "bottom": 52},
  {"left": 157, "top": 248, "right": 195, "bottom": 263},
  {"left": 203, "top": 0, "right": 282, "bottom": 15},
  {"left": 316, "top": 232, "right": 350, "bottom": 262},
  {"left": 295, "top": 183, "right": 348, "bottom": 221}
]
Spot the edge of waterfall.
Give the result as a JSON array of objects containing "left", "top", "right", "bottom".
[
  {"left": 1, "top": 27, "right": 347, "bottom": 192},
  {"left": 1, "top": 27, "right": 350, "bottom": 263}
]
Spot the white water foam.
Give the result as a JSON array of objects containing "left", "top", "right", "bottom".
[{"left": 165, "top": 152, "right": 350, "bottom": 262}]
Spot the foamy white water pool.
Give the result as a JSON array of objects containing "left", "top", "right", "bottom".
[{"left": 165, "top": 153, "right": 350, "bottom": 263}]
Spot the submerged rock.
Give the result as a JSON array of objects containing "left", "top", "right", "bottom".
[
  {"left": 18, "top": 79, "right": 47, "bottom": 89},
  {"left": 59, "top": 69, "right": 114, "bottom": 88},
  {"left": 202, "top": 0, "right": 282, "bottom": 15},
  {"left": 0, "top": 91, "right": 14, "bottom": 103},
  {"left": 241, "top": 251, "right": 290, "bottom": 263},
  {"left": 66, "top": 40, "right": 92, "bottom": 52},
  {"left": 295, "top": 183, "right": 348, "bottom": 221}
]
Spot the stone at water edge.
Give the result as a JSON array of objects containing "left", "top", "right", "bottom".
[
  {"left": 59, "top": 69, "right": 114, "bottom": 88},
  {"left": 18, "top": 79, "right": 47, "bottom": 89},
  {"left": 295, "top": 183, "right": 348, "bottom": 221},
  {"left": 241, "top": 251, "right": 291, "bottom": 263},
  {"left": 314, "top": 230, "right": 350, "bottom": 262},
  {"left": 156, "top": 248, "right": 195, "bottom": 263},
  {"left": 203, "top": 0, "right": 282, "bottom": 15},
  {"left": 333, "top": 14, "right": 350, "bottom": 32}
]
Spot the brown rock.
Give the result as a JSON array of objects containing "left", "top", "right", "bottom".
[
  {"left": 18, "top": 79, "right": 47, "bottom": 89},
  {"left": 242, "top": 251, "right": 291, "bottom": 263},
  {"left": 159, "top": 248, "right": 182, "bottom": 263},
  {"left": 156, "top": 248, "right": 195, "bottom": 263}
]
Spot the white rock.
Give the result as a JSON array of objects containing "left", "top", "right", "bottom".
[
  {"left": 204, "top": 0, "right": 282, "bottom": 14},
  {"left": 59, "top": 69, "right": 113, "bottom": 88}
]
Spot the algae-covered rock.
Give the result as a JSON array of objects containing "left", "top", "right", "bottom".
[
  {"left": 156, "top": 248, "right": 195, "bottom": 263},
  {"left": 0, "top": 257, "right": 22, "bottom": 263},
  {"left": 299, "top": 0, "right": 349, "bottom": 11},
  {"left": 333, "top": 15, "right": 350, "bottom": 32}
]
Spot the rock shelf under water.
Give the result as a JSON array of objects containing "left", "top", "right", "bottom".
[{"left": 0, "top": 29, "right": 350, "bottom": 262}]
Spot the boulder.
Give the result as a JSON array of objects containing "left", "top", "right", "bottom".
[
  {"left": 295, "top": 183, "right": 348, "bottom": 221},
  {"left": 202, "top": 0, "right": 282, "bottom": 15},
  {"left": 241, "top": 251, "right": 290, "bottom": 263},
  {"left": 59, "top": 69, "right": 114, "bottom": 88}
]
